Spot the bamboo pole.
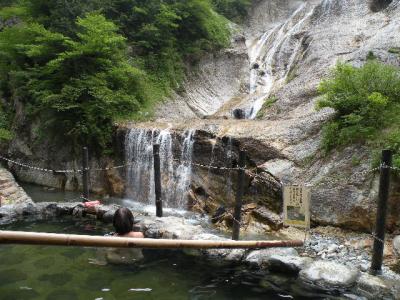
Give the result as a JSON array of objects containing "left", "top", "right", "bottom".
[{"left": 0, "top": 231, "right": 303, "bottom": 249}]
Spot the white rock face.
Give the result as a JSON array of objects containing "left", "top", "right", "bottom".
[
  {"left": 140, "top": 0, "right": 400, "bottom": 231},
  {"left": 299, "top": 261, "right": 360, "bottom": 289}
]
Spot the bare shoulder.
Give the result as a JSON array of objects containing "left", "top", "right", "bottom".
[{"left": 126, "top": 232, "right": 144, "bottom": 238}]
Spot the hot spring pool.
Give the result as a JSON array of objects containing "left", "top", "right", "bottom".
[{"left": 0, "top": 217, "right": 352, "bottom": 300}]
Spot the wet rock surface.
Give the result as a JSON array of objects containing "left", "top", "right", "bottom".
[
  {"left": 268, "top": 255, "right": 313, "bottom": 274},
  {"left": 299, "top": 260, "right": 360, "bottom": 289},
  {"left": 356, "top": 273, "right": 396, "bottom": 299},
  {"left": 245, "top": 248, "right": 299, "bottom": 268}
]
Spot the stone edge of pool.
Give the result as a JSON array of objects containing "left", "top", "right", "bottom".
[{"left": 0, "top": 201, "right": 399, "bottom": 299}]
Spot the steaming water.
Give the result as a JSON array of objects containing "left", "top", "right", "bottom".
[{"left": 125, "top": 128, "right": 195, "bottom": 209}]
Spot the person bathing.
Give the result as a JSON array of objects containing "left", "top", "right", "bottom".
[
  {"left": 104, "top": 207, "right": 144, "bottom": 265},
  {"left": 113, "top": 207, "right": 144, "bottom": 238}
]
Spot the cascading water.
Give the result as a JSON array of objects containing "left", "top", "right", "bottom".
[
  {"left": 244, "top": 2, "right": 320, "bottom": 119},
  {"left": 125, "top": 128, "right": 195, "bottom": 209},
  {"left": 174, "top": 130, "right": 195, "bottom": 208},
  {"left": 125, "top": 128, "right": 155, "bottom": 204}
]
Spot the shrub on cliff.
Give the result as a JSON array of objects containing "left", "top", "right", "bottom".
[{"left": 317, "top": 60, "right": 400, "bottom": 166}]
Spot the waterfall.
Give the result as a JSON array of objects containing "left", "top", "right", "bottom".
[
  {"left": 207, "top": 140, "right": 217, "bottom": 181},
  {"left": 156, "top": 129, "right": 175, "bottom": 205},
  {"left": 125, "top": 128, "right": 155, "bottom": 205},
  {"left": 125, "top": 128, "right": 195, "bottom": 209},
  {"left": 174, "top": 130, "right": 195, "bottom": 208},
  {"left": 245, "top": 2, "right": 318, "bottom": 119}
]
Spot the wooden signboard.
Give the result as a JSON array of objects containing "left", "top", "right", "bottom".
[{"left": 283, "top": 185, "right": 311, "bottom": 228}]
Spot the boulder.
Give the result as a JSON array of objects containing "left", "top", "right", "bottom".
[
  {"left": 299, "top": 261, "right": 360, "bottom": 290},
  {"left": 252, "top": 207, "right": 283, "bottom": 230},
  {"left": 245, "top": 248, "right": 298, "bottom": 268},
  {"left": 355, "top": 273, "right": 395, "bottom": 299},
  {"left": 141, "top": 216, "right": 204, "bottom": 239},
  {"left": 268, "top": 255, "right": 312, "bottom": 274},
  {"left": 232, "top": 109, "right": 246, "bottom": 119},
  {"left": 0, "top": 204, "right": 17, "bottom": 225}
]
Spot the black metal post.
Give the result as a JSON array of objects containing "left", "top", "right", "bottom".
[
  {"left": 232, "top": 150, "right": 246, "bottom": 240},
  {"left": 82, "top": 146, "right": 90, "bottom": 202},
  {"left": 153, "top": 144, "right": 163, "bottom": 217},
  {"left": 370, "top": 149, "right": 392, "bottom": 275}
]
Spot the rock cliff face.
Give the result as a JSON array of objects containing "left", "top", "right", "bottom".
[
  {"left": 140, "top": 0, "right": 400, "bottom": 231},
  {"left": 5, "top": 0, "right": 400, "bottom": 231}
]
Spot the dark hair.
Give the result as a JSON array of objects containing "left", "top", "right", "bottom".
[{"left": 113, "top": 208, "right": 134, "bottom": 235}]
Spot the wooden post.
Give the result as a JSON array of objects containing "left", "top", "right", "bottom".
[
  {"left": 370, "top": 149, "right": 392, "bottom": 275},
  {"left": 232, "top": 150, "right": 246, "bottom": 240},
  {"left": 153, "top": 144, "right": 163, "bottom": 217},
  {"left": 0, "top": 230, "right": 304, "bottom": 249},
  {"left": 82, "top": 146, "right": 90, "bottom": 202}
]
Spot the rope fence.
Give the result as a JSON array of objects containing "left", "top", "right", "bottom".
[
  {"left": 2, "top": 154, "right": 395, "bottom": 178},
  {"left": 0, "top": 154, "right": 134, "bottom": 174}
]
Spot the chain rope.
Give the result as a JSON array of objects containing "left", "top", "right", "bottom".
[
  {"left": 0, "top": 154, "right": 134, "bottom": 173},
  {"left": 2, "top": 152, "right": 394, "bottom": 178},
  {"left": 370, "top": 232, "right": 385, "bottom": 244},
  {"left": 173, "top": 158, "right": 246, "bottom": 171}
]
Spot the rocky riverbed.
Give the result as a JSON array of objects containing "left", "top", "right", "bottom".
[{"left": 1, "top": 200, "right": 399, "bottom": 299}]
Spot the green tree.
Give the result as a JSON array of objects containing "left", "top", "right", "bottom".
[
  {"left": 0, "top": 13, "right": 147, "bottom": 149},
  {"left": 0, "top": 0, "right": 233, "bottom": 150}
]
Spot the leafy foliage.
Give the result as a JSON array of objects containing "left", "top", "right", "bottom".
[
  {"left": 0, "top": 0, "right": 233, "bottom": 150},
  {"left": 0, "top": 14, "right": 147, "bottom": 148},
  {"left": 211, "top": 0, "right": 251, "bottom": 22},
  {"left": 0, "top": 106, "right": 11, "bottom": 141},
  {"left": 317, "top": 61, "right": 400, "bottom": 166}
]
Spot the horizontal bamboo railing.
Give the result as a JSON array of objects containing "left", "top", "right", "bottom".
[{"left": 0, "top": 231, "right": 303, "bottom": 249}]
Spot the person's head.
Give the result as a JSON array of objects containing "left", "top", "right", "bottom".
[{"left": 113, "top": 207, "right": 134, "bottom": 235}]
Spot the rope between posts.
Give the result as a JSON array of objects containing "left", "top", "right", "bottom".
[
  {"left": 0, "top": 154, "right": 134, "bottom": 173},
  {"left": 1, "top": 152, "right": 392, "bottom": 178},
  {"left": 370, "top": 232, "right": 385, "bottom": 244},
  {"left": 173, "top": 158, "right": 246, "bottom": 171},
  {"left": 0, "top": 154, "right": 82, "bottom": 173}
]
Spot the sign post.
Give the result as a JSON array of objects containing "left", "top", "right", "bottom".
[{"left": 283, "top": 185, "right": 311, "bottom": 229}]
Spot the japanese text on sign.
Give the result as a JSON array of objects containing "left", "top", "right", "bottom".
[{"left": 283, "top": 185, "right": 311, "bottom": 228}]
